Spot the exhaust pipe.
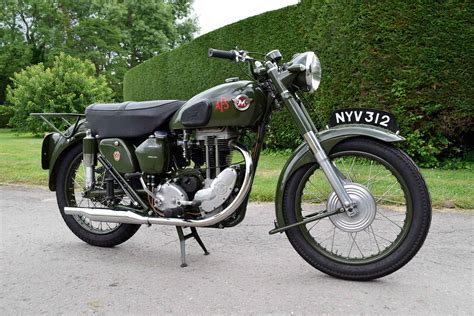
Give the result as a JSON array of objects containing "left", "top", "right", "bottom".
[{"left": 64, "top": 143, "right": 253, "bottom": 228}]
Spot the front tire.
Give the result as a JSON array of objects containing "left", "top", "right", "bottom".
[
  {"left": 56, "top": 143, "right": 140, "bottom": 247},
  {"left": 282, "top": 138, "right": 431, "bottom": 280}
]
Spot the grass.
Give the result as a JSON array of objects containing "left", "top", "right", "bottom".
[
  {"left": 0, "top": 129, "right": 48, "bottom": 186},
  {"left": 251, "top": 151, "right": 474, "bottom": 209},
  {"left": 1, "top": 128, "right": 473, "bottom": 209}
]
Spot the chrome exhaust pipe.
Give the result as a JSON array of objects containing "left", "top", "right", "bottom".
[{"left": 64, "top": 143, "right": 253, "bottom": 227}]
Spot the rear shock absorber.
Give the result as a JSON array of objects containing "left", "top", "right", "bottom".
[{"left": 83, "top": 129, "right": 97, "bottom": 190}]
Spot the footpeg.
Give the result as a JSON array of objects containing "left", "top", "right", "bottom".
[{"left": 163, "top": 207, "right": 184, "bottom": 218}]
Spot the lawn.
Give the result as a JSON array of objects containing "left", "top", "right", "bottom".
[
  {"left": 0, "top": 129, "right": 48, "bottom": 186},
  {"left": 251, "top": 152, "right": 474, "bottom": 209},
  {"left": 1, "top": 128, "right": 472, "bottom": 208}
]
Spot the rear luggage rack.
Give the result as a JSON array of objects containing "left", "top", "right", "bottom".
[{"left": 30, "top": 113, "right": 85, "bottom": 139}]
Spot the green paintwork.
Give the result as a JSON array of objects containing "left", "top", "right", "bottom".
[
  {"left": 169, "top": 81, "right": 267, "bottom": 129},
  {"left": 41, "top": 132, "right": 61, "bottom": 169},
  {"left": 273, "top": 124, "right": 405, "bottom": 228},
  {"left": 43, "top": 121, "right": 87, "bottom": 191},
  {"left": 135, "top": 136, "right": 169, "bottom": 173},
  {"left": 99, "top": 138, "right": 138, "bottom": 173}
]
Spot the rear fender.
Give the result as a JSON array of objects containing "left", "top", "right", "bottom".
[
  {"left": 274, "top": 125, "right": 404, "bottom": 229},
  {"left": 42, "top": 128, "right": 86, "bottom": 191}
]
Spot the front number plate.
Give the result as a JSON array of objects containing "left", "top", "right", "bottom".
[{"left": 328, "top": 108, "right": 399, "bottom": 133}]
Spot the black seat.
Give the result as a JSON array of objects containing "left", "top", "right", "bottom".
[{"left": 85, "top": 100, "right": 185, "bottom": 138}]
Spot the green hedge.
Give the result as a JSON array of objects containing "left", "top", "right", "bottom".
[{"left": 124, "top": 0, "right": 473, "bottom": 167}]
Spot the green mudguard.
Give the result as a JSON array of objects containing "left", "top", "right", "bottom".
[{"left": 41, "top": 123, "right": 87, "bottom": 191}]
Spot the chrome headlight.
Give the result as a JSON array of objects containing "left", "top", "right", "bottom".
[
  {"left": 291, "top": 52, "right": 322, "bottom": 93},
  {"left": 305, "top": 52, "right": 321, "bottom": 92}
]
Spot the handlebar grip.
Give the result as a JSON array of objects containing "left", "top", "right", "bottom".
[{"left": 208, "top": 48, "right": 236, "bottom": 60}]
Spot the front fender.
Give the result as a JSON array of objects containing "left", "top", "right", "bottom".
[{"left": 274, "top": 125, "right": 404, "bottom": 229}]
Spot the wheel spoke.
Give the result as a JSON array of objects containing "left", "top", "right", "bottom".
[
  {"left": 307, "top": 219, "right": 322, "bottom": 232},
  {"left": 337, "top": 158, "right": 352, "bottom": 182},
  {"left": 375, "top": 180, "right": 400, "bottom": 204},
  {"left": 350, "top": 232, "right": 365, "bottom": 258},
  {"left": 366, "top": 160, "right": 374, "bottom": 189},
  {"left": 370, "top": 230, "right": 395, "bottom": 243},
  {"left": 365, "top": 169, "right": 391, "bottom": 187},
  {"left": 307, "top": 180, "right": 327, "bottom": 202},
  {"left": 317, "top": 232, "right": 336, "bottom": 247},
  {"left": 347, "top": 232, "right": 356, "bottom": 257},
  {"left": 376, "top": 211, "right": 403, "bottom": 230},
  {"left": 367, "top": 225, "right": 381, "bottom": 254},
  {"left": 375, "top": 197, "right": 406, "bottom": 205},
  {"left": 330, "top": 226, "right": 336, "bottom": 252},
  {"left": 347, "top": 157, "right": 356, "bottom": 182},
  {"left": 65, "top": 155, "right": 121, "bottom": 234},
  {"left": 296, "top": 147, "right": 412, "bottom": 264}
]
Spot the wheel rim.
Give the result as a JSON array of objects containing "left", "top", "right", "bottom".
[
  {"left": 65, "top": 153, "right": 122, "bottom": 234},
  {"left": 295, "top": 150, "right": 413, "bottom": 265}
]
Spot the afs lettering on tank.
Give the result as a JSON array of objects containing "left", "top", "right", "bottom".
[{"left": 169, "top": 81, "right": 267, "bottom": 130}]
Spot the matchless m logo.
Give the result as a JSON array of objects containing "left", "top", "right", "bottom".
[
  {"left": 232, "top": 95, "right": 253, "bottom": 111},
  {"left": 113, "top": 151, "right": 121, "bottom": 161}
]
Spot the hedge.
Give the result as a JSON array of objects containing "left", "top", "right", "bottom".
[{"left": 124, "top": 0, "right": 473, "bottom": 167}]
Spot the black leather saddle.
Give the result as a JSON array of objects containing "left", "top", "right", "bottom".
[{"left": 85, "top": 100, "right": 185, "bottom": 138}]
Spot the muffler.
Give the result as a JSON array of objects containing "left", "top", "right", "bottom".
[{"left": 64, "top": 142, "right": 253, "bottom": 227}]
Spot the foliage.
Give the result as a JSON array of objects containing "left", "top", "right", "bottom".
[
  {"left": 0, "top": 0, "right": 197, "bottom": 101},
  {"left": 123, "top": 0, "right": 473, "bottom": 166},
  {"left": 6, "top": 53, "right": 113, "bottom": 133},
  {"left": 0, "top": 105, "right": 14, "bottom": 128}
]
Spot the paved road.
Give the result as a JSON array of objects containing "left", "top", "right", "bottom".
[{"left": 0, "top": 185, "right": 472, "bottom": 314}]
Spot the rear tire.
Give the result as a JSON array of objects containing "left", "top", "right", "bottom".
[
  {"left": 282, "top": 138, "right": 431, "bottom": 280},
  {"left": 56, "top": 143, "right": 140, "bottom": 247}
]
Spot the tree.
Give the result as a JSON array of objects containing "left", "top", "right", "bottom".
[
  {"left": 0, "top": 0, "right": 197, "bottom": 102},
  {"left": 6, "top": 53, "right": 114, "bottom": 133}
]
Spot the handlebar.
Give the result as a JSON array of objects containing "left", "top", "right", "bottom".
[
  {"left": 208, "top": 48, "right": 269, "bottom": 80},
  {"left": 208, "top": 48, "right": 237, "bottom": 60}
]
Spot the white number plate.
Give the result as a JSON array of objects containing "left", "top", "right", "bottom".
[{"left": 328, "top": 108, "right": 399, "bottom": 133}]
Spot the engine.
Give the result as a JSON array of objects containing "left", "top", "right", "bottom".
[{"left": 144, "top": 127, "right": 242, "bottom": 218}]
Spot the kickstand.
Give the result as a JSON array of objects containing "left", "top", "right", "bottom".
[{"left": 176, "top": 226, "right": 210, "bottom": 267}]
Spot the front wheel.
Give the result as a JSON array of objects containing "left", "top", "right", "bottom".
[{"left": 282, "top": 138, "right": 431, "bottom": 280}]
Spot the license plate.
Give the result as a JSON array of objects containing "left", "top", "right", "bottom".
[{"left": 328, "top": 108, "right": 399, "bottom": 133}]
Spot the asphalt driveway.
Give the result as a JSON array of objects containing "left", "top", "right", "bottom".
[{"left": 0, "top": 185, "right": 472, "bottom": 314}]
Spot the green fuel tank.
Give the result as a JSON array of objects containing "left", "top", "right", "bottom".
[{"left": 169, "top": 80, "right": 267, "bottom": 130}]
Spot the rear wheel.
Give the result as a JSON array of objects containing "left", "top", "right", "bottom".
[
  {"left": 56, "top": 144, "right": 140, "bottom": 247},
  {"left": 282, "top": 138, "right": 431, "bottom": 280}
]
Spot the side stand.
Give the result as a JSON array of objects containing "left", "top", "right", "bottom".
[{"left": 176, "top": 226, "right": 210, "bottom": 267}]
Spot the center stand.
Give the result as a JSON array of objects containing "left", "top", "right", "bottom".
[{"left": 176, "top": 226, "right": 210, "bottom": 267}]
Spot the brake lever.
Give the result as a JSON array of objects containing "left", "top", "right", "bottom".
[
  {"left": 234, "top": 50, "right": 245, "bottom": 62},
  {"left": 234, "top": 49, "right": 254, "bottom": 62}
]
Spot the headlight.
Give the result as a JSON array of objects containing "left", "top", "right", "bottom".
[
  {"left": 305, "top": 52, "right": 321, "bottom": 92},
  {"left": 290, "top": 52, "right": 322, "bottom": 93}
]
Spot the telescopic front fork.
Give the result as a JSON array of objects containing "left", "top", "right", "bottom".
[{"left": 266, "top": 65, "right": 356, "bottom": 214}]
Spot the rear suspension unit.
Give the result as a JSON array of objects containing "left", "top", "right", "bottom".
[{"left": 83, "top": 129, "right": 97, "bottom": 190}]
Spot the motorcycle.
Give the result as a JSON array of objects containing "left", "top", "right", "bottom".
[{"left": 32, "top": 48, "right": 431, "bottom": 280}]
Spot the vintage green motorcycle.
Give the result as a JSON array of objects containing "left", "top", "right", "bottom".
[{"left": 33, "top": 48, "right": 431, "bottom": 280}]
